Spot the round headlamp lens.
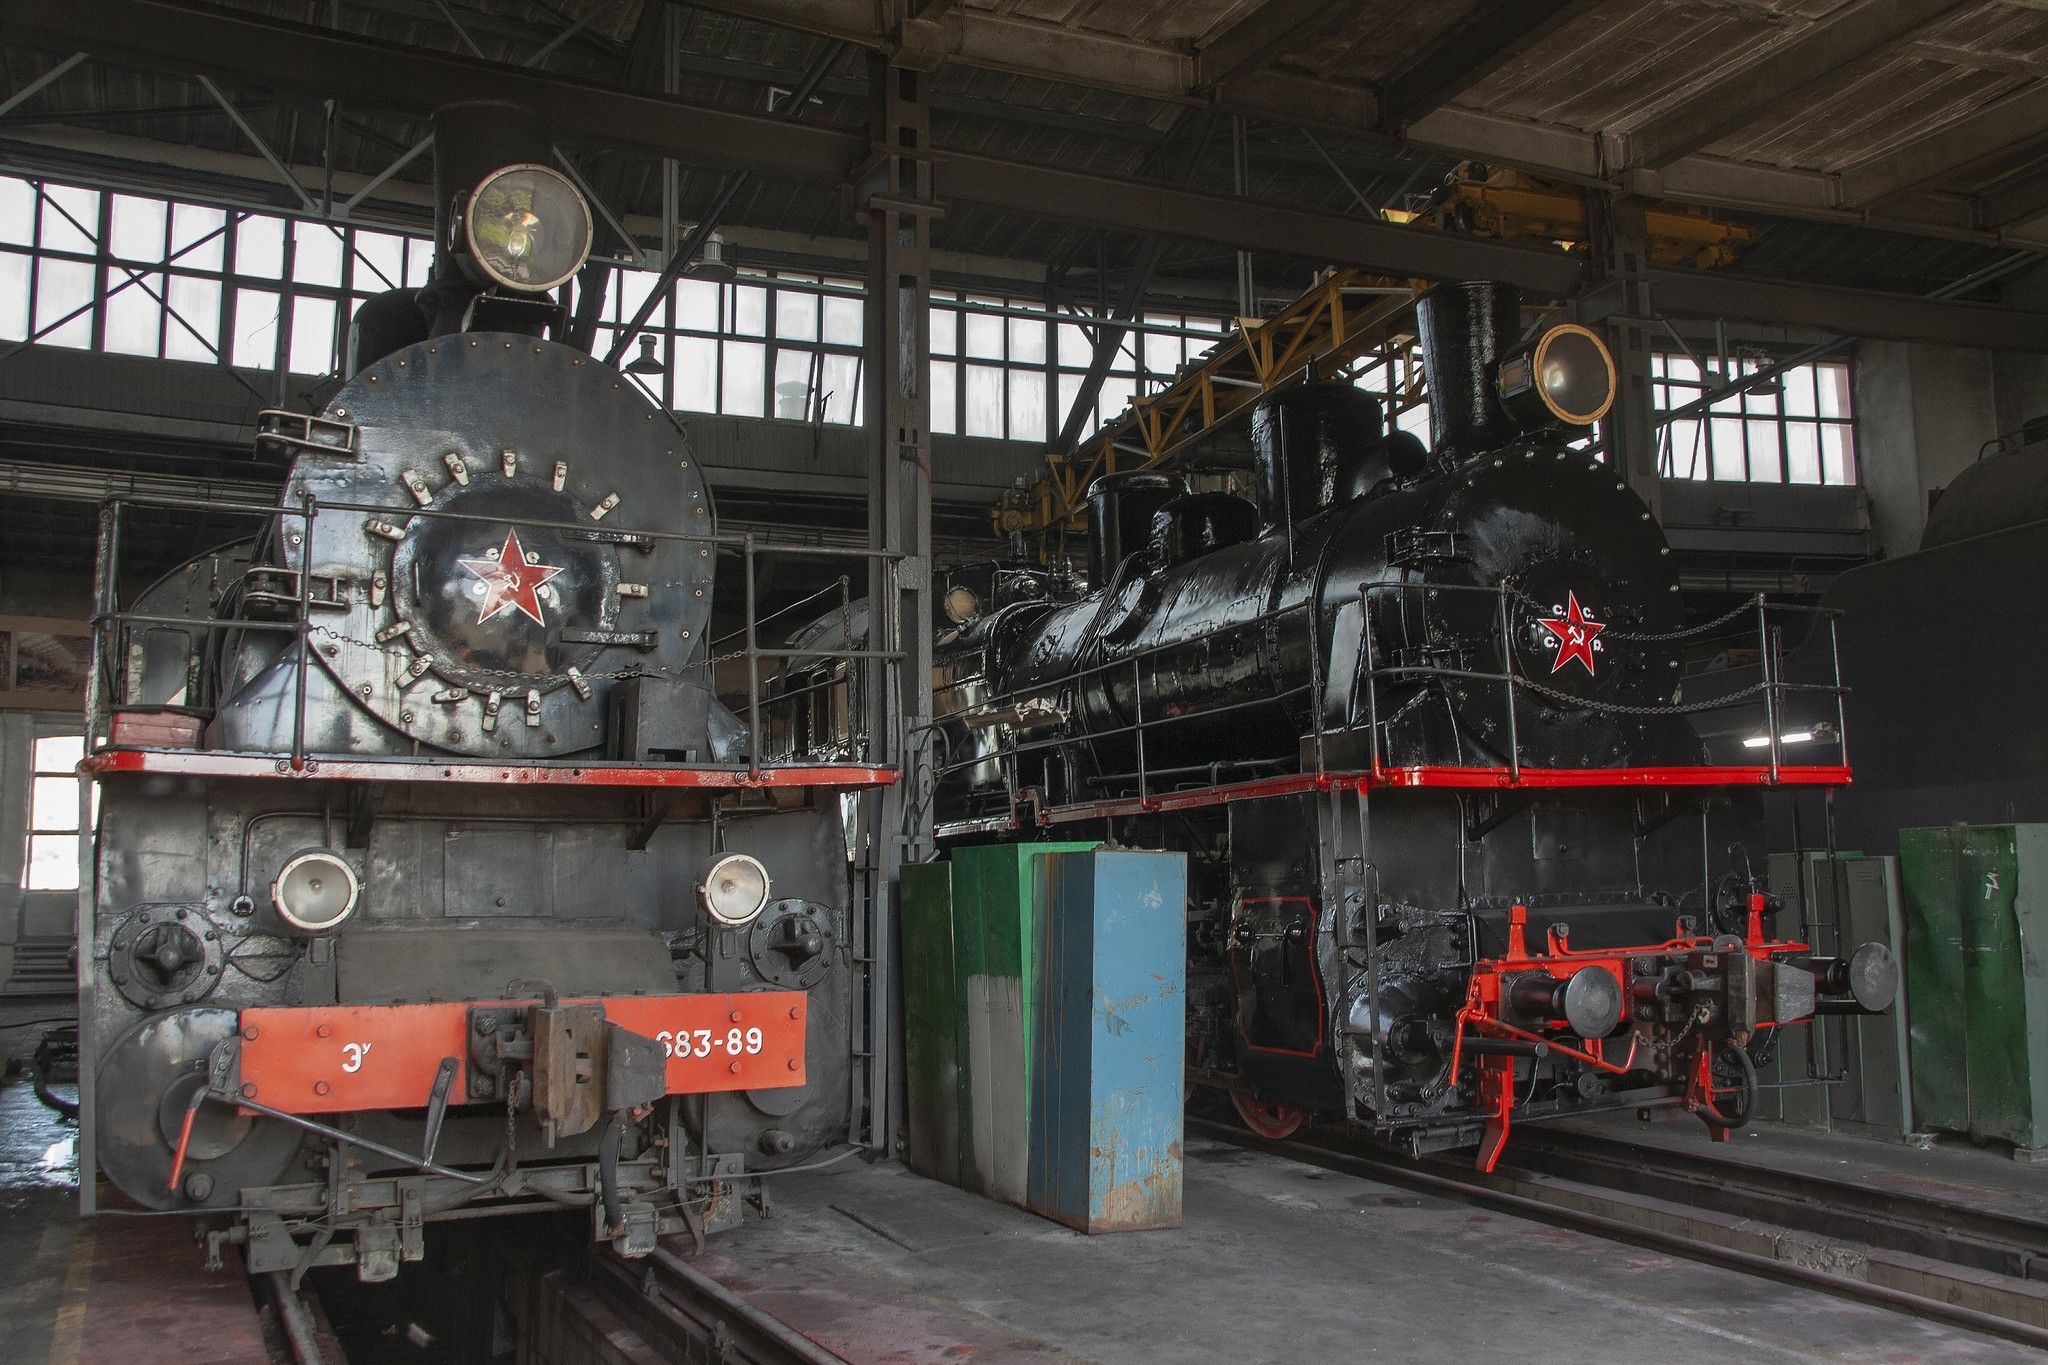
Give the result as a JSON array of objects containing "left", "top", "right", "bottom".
[
  {"left": 272, "top": 849, "right": 361, "bottom": 933},
  {"left": 701, "top": 853, "right": 772, "bottom": 926},
  {"left": 464, "top": 163, "right": 593, "bottom": 293}
]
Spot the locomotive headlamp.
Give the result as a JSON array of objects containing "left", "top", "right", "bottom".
[
  {"left": 943, "top": 585, "right": 981, "bottom": 624},
  {"left": 463, "top": 163, "right": 593, "bottom": 293},
  {"left": 1496, "top": 323, "right": 1617, "bottom": 430},
  {"left": 272, "top": 849, "right": 360, "bottom": 934},
  {"left": 701, "top": 853, "right": 772, "bottom": 926}
]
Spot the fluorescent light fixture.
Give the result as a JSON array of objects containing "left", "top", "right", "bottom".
[{"left": 1744, "top": 730, "right": 1815, "bottom": 748}]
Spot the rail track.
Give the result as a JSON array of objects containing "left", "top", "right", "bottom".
[
  {"left": 1188, "top": 1116, "right": 2048, "bottom": 1355},
  {"left": 562, "top": 1244, "right": 848, "bottom": 1365}
]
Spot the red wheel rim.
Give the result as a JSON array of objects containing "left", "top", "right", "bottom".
[{"left": 1231, "top": 1091, "right": 1304, "bottom": 1140}]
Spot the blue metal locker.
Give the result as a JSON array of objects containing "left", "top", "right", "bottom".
[{"left": 1027, "top": 849, "right": 1186, "bottom": 1233}]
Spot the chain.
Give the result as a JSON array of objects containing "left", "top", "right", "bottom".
[
  {"left": 1511, "top": 675, "right": 1768, "bottom": 716},
  {"left": 1500, "top": 585, "right": 1759, "bottom": 643},
  {"left": 310, "top": 624, "right": 686, "bottom": 687}
]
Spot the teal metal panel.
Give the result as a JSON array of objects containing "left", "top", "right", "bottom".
[{"left": 1027, "top": 849, "right": 1185, "bottom": 1233}]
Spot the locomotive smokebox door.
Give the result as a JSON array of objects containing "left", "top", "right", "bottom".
[{"left": 532, "top": 1002, "right": 607, "bottom": 1142}]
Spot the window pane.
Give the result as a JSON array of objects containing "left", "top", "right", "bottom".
[
  {"left": 673, "top": 335, "right": 717, "bottom": 412},
  {"left": 1742, "top": 370, "right": 1779, "bottom": 416},
  {"left": 775, "top": 287, "right": 818, "bottom": 342},
  {"left": 1745, "top": 419, "right": 1783, "bottom": 482},
  {"left": 110, "top": 195, "right": 166, "bottom": 263},
  {"left": 34, "top": 735, "right": 84, "bottom": 772},
  {"left": 353, "top": 230, "right": 406, "bottom": 291},
  {"left": 294, "top": 222, "right": 345, "bottom": 288},
  {"left": 1664, "top": 420, "right": 1703, "bottom": 479},
  {"left": 31, "top": 775, "right": 77, "bottom": 832},
  {"left": 721, "top": 340, "right": 765, "bottom": 416},
  {"left": 164, "top": 276, "right": 222, "bottom": 362},
  {"left": 773, "top": 348, "right": 814, "bottom": 419},
  {"left": 821, "top": 353, "right": 860, "bottom": 425},
  {"left": 1785, "top": 423, "right": 1821, "bottom": 484},
  {"left": 616, "top": 269, "right": 661, "bottom": 329},
  {"left": 730, "top": 284, "right": 767, "bottom": 337},
  {"left": 930, "top": 359, "right": 957, "bottom": 435},
  {"left": 1008, "top": 369, "right": 1047, "bottom": 443},
  {"left": 929, "top": 308, "right": 956, "bottom": 356},
  {"left": 1820, "top": 425, "right": 1853, "bottom": 485},
  {"left": 964, "top": 309, "right": 1002, "bottom": 360},
  {"left": 1097, "top": 373, "right": 1136, "bottom": 428},
  {"left": 0, "top": 252, "right": 27, "bottom": 340},
  {"left": 34, "top": 257, "right": 94, "bottom": 348},
  {"left": 40, "top": 184, "right": 99, "bottom": 255},
  {"left": 1057, "top": 321, "right": 1092, "bottom": 370},
  {"left": 1056, "top": 372, "right": 1088, "bottom": 439},
  {"left": 289, "top": 295, "right": 337, "bottom": 375},
  {"left": 103, "top": 269, "right": 162, "bottom": 357},
  {"left": 677, "top": 279, "right": 720, "bottom": 331},
  {"left": 405, "top": 241, "right": 433, "bottom": 289},
  {"left": 1142, "top": 320, "right": 1179, "bottom": 374},
  {"left": 822, "top": 295, "right": 862, "bottom": 346},
  {"left": 1008, "top": 316, "right": 1045, "bottom": 365},
  {"left": 1816, "top": 362, "right": 1851, "bottom": 418},
  {"left": 26, "top": 834, "right": 78, "bottom": 891},
  {"left": 1709, "top": 417, "right": 1745, "bottom": 480},
  {"left": 236, "top": 215, "right": 286, "bottom": 278},
  {"left": 1782, "top": 364, "right": 1817, "bottom": 418},
  {"left": 233, "top": 287, "right": 280, "bottom": 369},
  {"left": 0, "top": 176, "right": 33, "bottom": 246},
  {"left": 1395, "top": 402, "right": 1431, "bottom": 442},
  {"left": 170, "top": 203, "right": 226, "bottom": 271},
  {"left": 963, "top": 364, "right": 1003, "bottom": 437}
]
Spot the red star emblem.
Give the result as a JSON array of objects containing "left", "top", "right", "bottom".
[
  {"left": 1538, "top": 591, "right": 1605, "bottom": 675},
  {"left": 456, "top": 528, "right": 564, "bottom": 627}
]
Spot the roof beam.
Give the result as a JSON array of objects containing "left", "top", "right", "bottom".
[
  {"left": 1838, "top": 82, "right": 2048, "bottom": 206},
  {"left": 1974, "top": 158, "right": 2048, "bottom": 231},
  {"left": 1192, "top": 0, "right": 1335, "bottom": 92},
  {"left": 9, "top": 0, "right": 2047, "bottom": 349},
  {"left": 1626, "top": 0, "right": 1973, "bottom": 171},
  {"left": 1376, "top": 0, "right": 1605, "bottom": 132}
]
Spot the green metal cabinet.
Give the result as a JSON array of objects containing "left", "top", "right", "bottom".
[
  {"left": 1900, "top": 825, "right": 2048, "bottom": 1154},
  {"left": 897, "top": 843, "right": 1097, "bottom": 1201},
  {"left": 949, "top": 842, "right": 1098, "bottom": 1202},
  {"left": 900, "top": 861, "right": 960, "bottom": 1186}
]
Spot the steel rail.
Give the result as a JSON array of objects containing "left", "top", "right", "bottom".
[
  {"left": 1187, "top": 1117, "right": 2048, "bottom": 1354},
  {"left": 1508, "top": 1126, "right": 2048, "bottom": 1282},
  {"left": 580, "top": 1244, "right": 849, "bottom": 1364}
]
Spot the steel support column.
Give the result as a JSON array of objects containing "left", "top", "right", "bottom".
[
  {"left": 1585, "top": 193, "right": 1662, "bottom": 519},
  {"left": 858, "top": 57, "right": 936, "bottom": 1161}
]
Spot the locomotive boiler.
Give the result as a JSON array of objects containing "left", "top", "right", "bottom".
[
  {"left": 926, "top": 280, "right": 1896, "bottom": 1167},
  {"left": 77, "top": 104, "right": 890, "bottom": 1281}
]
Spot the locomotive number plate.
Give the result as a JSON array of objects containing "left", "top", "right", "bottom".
[{"left": 235, "top": 991, "right": 806, "bottom": 1115}]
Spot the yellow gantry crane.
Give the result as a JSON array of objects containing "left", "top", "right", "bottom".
[{"left": 994, "top": 165, "right": 1758, "bottom": 557}]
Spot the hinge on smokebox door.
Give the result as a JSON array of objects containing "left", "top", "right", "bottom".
[
  {"left": 464, "top": 979, "right": 667, "bottom": 1146},
  {"left": 254, "top": 409, "right": 359, "bottom": 462}
]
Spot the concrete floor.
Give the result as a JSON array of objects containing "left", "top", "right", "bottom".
[
  {"left": 0, "top": 1072, "right": 273, "bottom": 1365},
  {"left": 698, "top": 1137, "right": 2047, "bottom": 1365}
]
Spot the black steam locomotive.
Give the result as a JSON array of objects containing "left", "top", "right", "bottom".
[
  {"left": 921, "top": 281, "right": 1895, "bottom": 1167},
  {"left": 78, "top": 105, "right": 887, "bottom": 1281}
]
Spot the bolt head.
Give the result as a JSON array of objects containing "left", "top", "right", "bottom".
[
  {"left": 316, "top": 1024, "right": 331, "bottom": 1038},
  {"left": 729, "top": 1061, "right": 742, "bottom": 1074},
  {"left": 729, "top": 1010, "right": 743, "bottom": 1023},
  {"left": 314, "top": 1080, "right": 330, "bottom": 1096},
  {"left": 787, "top": 1058, "right": 800, "bottom": 1071},
  {"left": 240, "top": 1083, "right": 258, "bottom": 1099},
  {"left": 242, "top": 1025, "right": 259, "bottom": 1041}
]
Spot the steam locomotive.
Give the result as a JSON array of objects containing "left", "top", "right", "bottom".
[
  {"left": 916, "top": 281, "right": 1897, "bottom": 1168},
  {"left": 78, "top": 104, "right": 887, "bottom": 1281}
]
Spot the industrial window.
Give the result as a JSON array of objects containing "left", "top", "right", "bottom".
[
  {"left": 0, "top": 173, "right": 433, "bottom": 381},
  {"left": 929, "top": 293, "right": 1233, "bottom": 442},
  {"left": 24, "top": 733, "right": 88, "bottom": 892},
  {"left": 590, "top": 268, "right": 865, "bottom": 426},
  {"left": 1653, "top": 353, "right": 1856, "bottom": 485}
]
